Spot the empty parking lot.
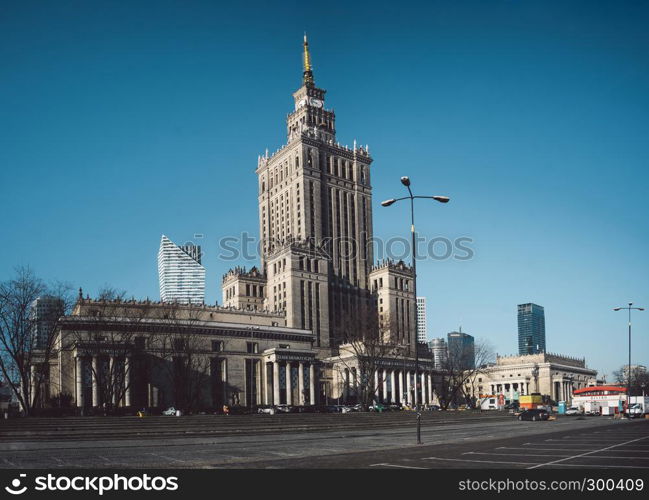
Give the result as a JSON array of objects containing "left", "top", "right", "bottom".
[{"left": 0, "top": 413, "right": 647, "bottom": 469}]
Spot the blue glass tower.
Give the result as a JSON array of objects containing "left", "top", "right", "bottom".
[
  {"left": 517, "top": 303, "right": 546, "bottom": 355},
  {"left": 447, "top": 329, "right": 475, "bottom": 369}
]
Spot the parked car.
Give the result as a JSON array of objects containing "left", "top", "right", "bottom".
[
  {"left": 369, "top": 403, "right": 388, "bottom": 413},
  {"left": 274, "top": 404, "right": 295, "bottom": 413},
  {"left": 162, "top": 407, "right": 178, "bottom": 416},
  {"left": 518, "top": 409, "right": 550, "bottom": 421},
  {"left": 585, "top": 409, "right": 601, "bottom": 416},
  {"left": 565, "top": 406, "right": 581, "bottom": 416},
  {"left": 627, "top": 403, "right": 644, "bottom": 418},
  {"left": 256, "top": 405, "right": 276, "bottom": 415}
]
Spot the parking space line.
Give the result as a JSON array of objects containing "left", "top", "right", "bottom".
[
  {"left": 549, "top": 463, "right": 649, "bottom": 469},
  {"left": 369, "top": 463, "right": 429, "bottom": 469},
  {"left": 466, "top": 452, "right": 570, "bottom": 457},
  {"left": 469, "top": 451, "right": 649, "bottom": 460},
  {"left": 423, "top": 457, "right": 538, "bottom": 465},
  {"left": 528, "top": 435, "right": 649, "bottom": 469},
  {"left": 497, "top": 446, "right": 649, "bottom": 453}
]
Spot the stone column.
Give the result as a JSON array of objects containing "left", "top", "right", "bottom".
[
  {"left": 390, "top": 370, "right": 396, "bottom": 404},
  {"left": 298, "top": 362, "right": 305, "bottom": 405},
  {"left": 262, "top": 362, "right": 269, "bottom": 405},
  {"left": 382, "top": 369, "right": 388, "bottom": 404},
  {"left": 406, "top": 371, "right": 412, "bottom": 405},
  {"left": 309, "top": 363, "right": 316, "bottom": 405},
  {"left": 413, "top": 371, "right": 419, "bottom": 406},
  {"left": 75, "top": 357, "right": 84, "bottom": 408},
  {"left": 342, "top": 369, "right": 349, "bottom": 403},
  {"left": 421, "top": 372, "right": 426, "bottom": 404},
  {"left": 256, "top": 360, "right": 262, "bottom": 405},
  {"left": 285, "top": 362, "right": 292, "bottom": 405},
  {"left": 30, "top": 364, "right": 37, "bottom": 406},
  {"left": 273, "top": 361, "right": 280, "bottom": 405},
  {"left": 91, "top": 356, "right": 99, "bottom": 407},
  {"left": 124, "top": 356, "right": 131, "bottom": 407},
  {"left": 399, "top": 371, "right": 404, "bottom": 404},
  {"left": 109, "top": 356, "right": 116, "bottom": 406},
  {"left": 374, "top": 370, "right": 379, "bottom": 403},
  {"left": 427, "top": 372, "right": 433, "bottom": 404}
]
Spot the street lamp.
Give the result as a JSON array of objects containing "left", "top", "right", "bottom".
[
  {"left": 381, "top": 176, "right": 450, "bottom": 414},
  {"left": 613, "top": 303, "right": 644, "bottom": 416}
]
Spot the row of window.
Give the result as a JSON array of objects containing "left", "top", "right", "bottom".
[{"left": 371, "top": 276, "right": 411, "bottom": 292}]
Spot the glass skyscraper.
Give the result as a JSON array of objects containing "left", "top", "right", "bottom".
[
  {"left": 517, "top": 303, "right": 546, "bottom": 355},
  {"left": 447, "top": 329, "right": 475, "bottom": 369},
  {"left": 416, "top": 297, "right": 427, "bottom": 343},
  {"left": 158, "top": 235, "right": 205, "bottom": 304}
]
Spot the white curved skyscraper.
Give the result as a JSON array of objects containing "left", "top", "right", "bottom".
[
  {"left": 158, "top": 235, "right": 205, "bottom": 304},
  {"left": 416, "top": 296, "right": 427, "bottom": 343}
]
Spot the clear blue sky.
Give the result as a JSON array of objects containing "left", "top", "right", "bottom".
[{"left": 1, "top": 1, "right": 647, "bottom": 378}]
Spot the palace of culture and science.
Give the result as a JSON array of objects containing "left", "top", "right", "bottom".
[
  {"left": 37, "top": 37, "right": 440, "bottom": 412},
  {"left": 224, "top": 36, "right": 414, "bottom": 355}
]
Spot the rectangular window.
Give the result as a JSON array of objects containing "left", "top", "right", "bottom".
[
  {"left": 246, "top": 342, "right": 259, "bottom": 354},
  {"left": 212, "top": 340, "right": 224, "bottom": 352}
]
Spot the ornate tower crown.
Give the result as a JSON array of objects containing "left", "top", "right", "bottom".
[{"left": 303, "top": 33, "right": 314, "bottom": 87}]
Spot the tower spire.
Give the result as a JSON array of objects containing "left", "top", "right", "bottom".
[{"left": 303, "top": 33, "right": 314, "bottom": 87}]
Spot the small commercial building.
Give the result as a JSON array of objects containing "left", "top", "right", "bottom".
[{"left": 572, "top": 386, "right": 626, "bottom": 415}]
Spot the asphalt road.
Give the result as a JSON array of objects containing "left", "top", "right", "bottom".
[{"left": 0, "top": 412, "right": 647, "bottom": 469}]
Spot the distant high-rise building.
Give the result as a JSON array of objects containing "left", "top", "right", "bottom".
[
  {"left": 30, "top": 296, "right": 64, "bottom": 349},
  {"left": 416, "top": 297, "right": 427, "bottom": 343},
  {"left": 447, "top": 328, "right": 475, "bottom": 369},
  {"left": 158, "top": 235, "right": 205, "bottom": 304},
  {"left": 517, "top": 303, "right": 546, "bottom": 355},
  {"left": 429, "top": 338, "right": 448, "bottom": 370}
]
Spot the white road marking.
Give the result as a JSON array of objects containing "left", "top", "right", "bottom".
[
  {"left": 549, "top": 463, "right": 649, "bottom": 469},
  {"left": 467, "top": 451, "right": 649, "bottom": 460},
  {"left": 423, "top": 457, "right": 538, "bottom": 465},
  {"left": 528, "top": 435, "right": 649, "bottom": 469},
  {"left": 370, "top": 463, "right": 429, "bottom": 469},
  {"left": 497, "top": 446, "right": 649, "bottom": 452},
  {"left": 147, "top": 453, "right": 186, "bottom": 464}
]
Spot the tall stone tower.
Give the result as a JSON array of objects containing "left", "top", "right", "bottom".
[{"left": 255, "top": 36, "right": 376, "bottom": 352}]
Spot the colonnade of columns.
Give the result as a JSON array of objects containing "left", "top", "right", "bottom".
[
  {"left": 490, "top": 381, "right": 529, "bottom": 399},
  {"left": 553, "top": 379, "right": 575, "bottom": 403},
  {"left": 263, "top": 360, "right": 316, "bottom": 406},
  {"left": 340, "top": 368, "right": 436, "bottom": 406},
  {"left": 75, "top": 355, "right": 131, "bottom": 408}
]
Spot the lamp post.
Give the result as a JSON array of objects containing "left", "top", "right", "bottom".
[
  {"left": 381, "top": 176, "right": 449, "bottom": 417},
  {"left": 613, "top": 303, "right": 644, "bottom": 416}
]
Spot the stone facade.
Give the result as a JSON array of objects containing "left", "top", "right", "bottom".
[
  {"left": 243, "top": 35, "right": 380, "bottom": 352},
  {"left": 47, "top": 300, "right": 317, "bottom": 410},
  {"left": 38, "top": 37, "right": 437, "bottom": 411},
  {"left": 467, "top": 352, "right": 597, "bottom": 405}
]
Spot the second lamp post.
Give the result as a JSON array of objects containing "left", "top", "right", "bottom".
[{"left": 382, "top": 176, "right": 449, "bottom": 412}]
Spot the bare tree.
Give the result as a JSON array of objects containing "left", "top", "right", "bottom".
[
  {"left": 151, "top": 303, "right": 210, "bottom": 412},
  {"left": 332, "top": 301, "right": 407, "bottom": 410},
  {"left": 0, "top": 267, "right": 74, "bottom": 416},
  {"left": 96, "top": 285, "right": 127, "bottom": 301},
  {"left": 65, "top": 291, "right": 152, "bottom": 415},
  {"left": 438, "top": 339, "right": 495, "bottom": 410},
  {"left": 613, "top": 365, "right": 649, "bottom": 396}
]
